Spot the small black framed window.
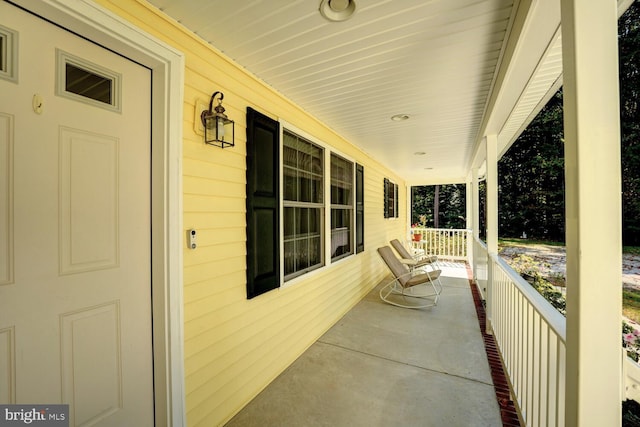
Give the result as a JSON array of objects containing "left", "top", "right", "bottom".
[{"left": 384, "top": 178, "right": 398, "bottom": 219}]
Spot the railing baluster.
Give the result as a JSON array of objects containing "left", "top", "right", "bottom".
[
  {"left": 519, "top": 293, "right": 525, "bottom": 410},
  {"left": 527, "top": 300, "right": 532, "bottom": 420},
  {"left": 547, "top": 332, "right": 558, "bottom": 427},
  {"left": 532, "top": 309, "right": 538, "bottom": 422},
  {"left": 408, "top": 228, "right": 471, "bottom": 260},
  {"left": 469, "top": 236, "right": 566, "bottom": 427},
  {"left": 557, "top": 342, "right": 566, "bottom": 427},
  {"left": 539, "top": 323, "right": 549, "bottom": 427}
]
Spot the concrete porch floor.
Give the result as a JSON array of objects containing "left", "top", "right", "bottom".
[{"left": 225, "top": 263, "right": 503, "bottom": 427}]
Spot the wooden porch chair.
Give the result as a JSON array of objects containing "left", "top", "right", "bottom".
[{"left": 377, "top": 246, "right": 441, "bottom": 309}]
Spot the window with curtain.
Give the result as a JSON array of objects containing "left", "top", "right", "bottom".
[
  {"left": 331, "top": 153, "right": 354, "bottom": 261},
  {"left": 283, "top": 130, "right": 324, "bottom": 280}
]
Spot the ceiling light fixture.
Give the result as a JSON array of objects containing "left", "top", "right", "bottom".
[
  {"left": 319, "top": 0, "right": 356, "bottom": 22},
  {"left": 391, "top": 114, "right": 410, "bottom": 122}
]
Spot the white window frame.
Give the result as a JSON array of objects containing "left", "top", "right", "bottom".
[
  {"left": 330, "top": 152, "right": 355, "bottom": 262},
  {"left": 56, "top": 49, "right": 122, "bottom": 113},
  {"left": 279, "top": 120, "right": 357, "bottom": 287},
  {"left": 282, "top": 128, "right": 325, "bottom": 281},
  {"left": 0, "top": 23, "right": 18, "bottom": 83}
]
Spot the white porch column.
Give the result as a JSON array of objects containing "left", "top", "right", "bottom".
[
  {"left": 472, "top": 168, "right": 480, "bottom": 242},
  {"left": 466, "top": 173, "right": 473, "bottom": 271},
  {"left": 471, "top": 168, "right": 480, "bottom": 279},
  {"left": 561, "top": 0, "right": 622, "bottom": 425},
  {"left": 486, "top": 135, "right": 498, "bottom": 334}
]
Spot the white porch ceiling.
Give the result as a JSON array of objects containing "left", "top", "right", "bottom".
[{"left": 148, "top": 0, "right": 564, "bottom": 184}]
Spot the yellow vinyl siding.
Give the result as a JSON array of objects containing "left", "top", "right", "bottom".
[{"left": 95, "top": 1, "right": 407, "bottom": 425}]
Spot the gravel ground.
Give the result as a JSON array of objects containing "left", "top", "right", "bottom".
[{"left": 499, "top": 243, "right": 640, "bottom": 291}]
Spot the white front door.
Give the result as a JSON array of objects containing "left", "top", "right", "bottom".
[{"left": 0, "top": 2, "right": 154, "bottom": 425}]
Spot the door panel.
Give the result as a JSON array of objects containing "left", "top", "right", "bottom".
[
  {"left": 0, "top": 113, "right": 12, "bottom": 286},
  {"left": 59, "top": 127, "right": 119, "bottom": 274},
  {"left": 0, "top": 327, "right": 14, "bottom": 403},
  {"left": 61, "top": 302, "right": 122, "bottom": 426},
  {"left": 0, "top": 2, "right": 153, "bottom": 425}
]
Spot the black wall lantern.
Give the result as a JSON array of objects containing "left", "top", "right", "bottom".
[{"left": 201, "top": 91, "right": 235, "bottom": 148}]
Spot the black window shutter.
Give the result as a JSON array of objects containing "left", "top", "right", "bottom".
[
  {"left": 394, "top": 183, "right": 399, "bottom": 218},
  {"left": 246, "top": 107, "right": 280, "bottom": 299},
  {"left": 356, "top": 164, "right": 364, "bottom": 253}
]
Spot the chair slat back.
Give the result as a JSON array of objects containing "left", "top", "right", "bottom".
[{"left": 377, "top": 246, "right": 410, "bottom": 287}]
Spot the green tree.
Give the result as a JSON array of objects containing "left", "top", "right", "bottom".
[
  {"left": 496, "top": 2, "right": 640, "bottom": 244},
  {"left": 411, "top": 184, "right": 466, "bottom": 229},
  {"left": 417, "top": 3, "right": 640, "bottom": 243},
  {"left": 619, "top": 1, "right": 640, "bottom": 245},
  {"left": 498, "top": 91, "right": 565, "bottom": 242}
]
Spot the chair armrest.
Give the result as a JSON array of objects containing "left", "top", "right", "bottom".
[{"left": 415, "top": 255, "right": 438, "bottom": 264}]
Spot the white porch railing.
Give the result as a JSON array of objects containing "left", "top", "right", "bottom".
[
  {"left": 488, "top": 248, "right": 567, "bottom": 427},
  {"left": 625, "top": 355, "right": 640, "bottom": 404},
  {"left": 410, "top": 228, "right": 470, "bottom": 260},
  {"left": 472, "top": 237, "right": 640, "bottom": 426}
]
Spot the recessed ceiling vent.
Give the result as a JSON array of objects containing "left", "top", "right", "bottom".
[
  {"left": 391, "top": 114, "right": 410, "bottom": 122},
  {"left": 319, "top": 0, "right": 356, "bottom": 22}
]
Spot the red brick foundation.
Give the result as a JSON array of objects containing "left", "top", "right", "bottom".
[{"left": 466, "top": 265, "right": 521, "bottom": 427}]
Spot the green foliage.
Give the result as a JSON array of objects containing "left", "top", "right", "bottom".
[
  {"left": 620, "top": 2, "right": 640, "bottom": 245},
  {"left": 498, "top": 91, "right": 565, "bottom": 242},
  {"left": 623, "top": 320, "right": 640, "bottom": 362},
  {"left": 411, "top": 184, "right": 466, "bottom": 229},
  {"left": 507, "top": 254, "right": 566, "bottom": 315},
  {"left": 500, "top": 238, "right": 565, "bottom": 247},
  {"left": 409, "top": 4, "right": 640, "bottom": 245},
  {"left": 624, "top": 289, "right": 640, "bottom": 325},
  {"left": 478, "top": 180, "right": 486, "bottom": 241},
  {"left": 625, "top": 290, "right": 640, "bottom": 306},
  {"left": 623, "top": 399, "right": 640, "bottom": 427},
  {"left": 494, "top": 3, "right": 640, "bottom": 244}
]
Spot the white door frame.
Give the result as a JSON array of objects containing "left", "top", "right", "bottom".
[{"left": 7, "top": 0, "right": 186, "bottom": 425}]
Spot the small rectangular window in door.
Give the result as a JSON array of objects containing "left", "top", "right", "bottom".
[
  {"left": 56, "top": 50, "right": 121, "bottom": 112},
  {"left": 0, "top": 24, "right": 18, "bottom": 83},
  {"left": 65, "top": 62, "right": 113, "bottom": 105}
]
